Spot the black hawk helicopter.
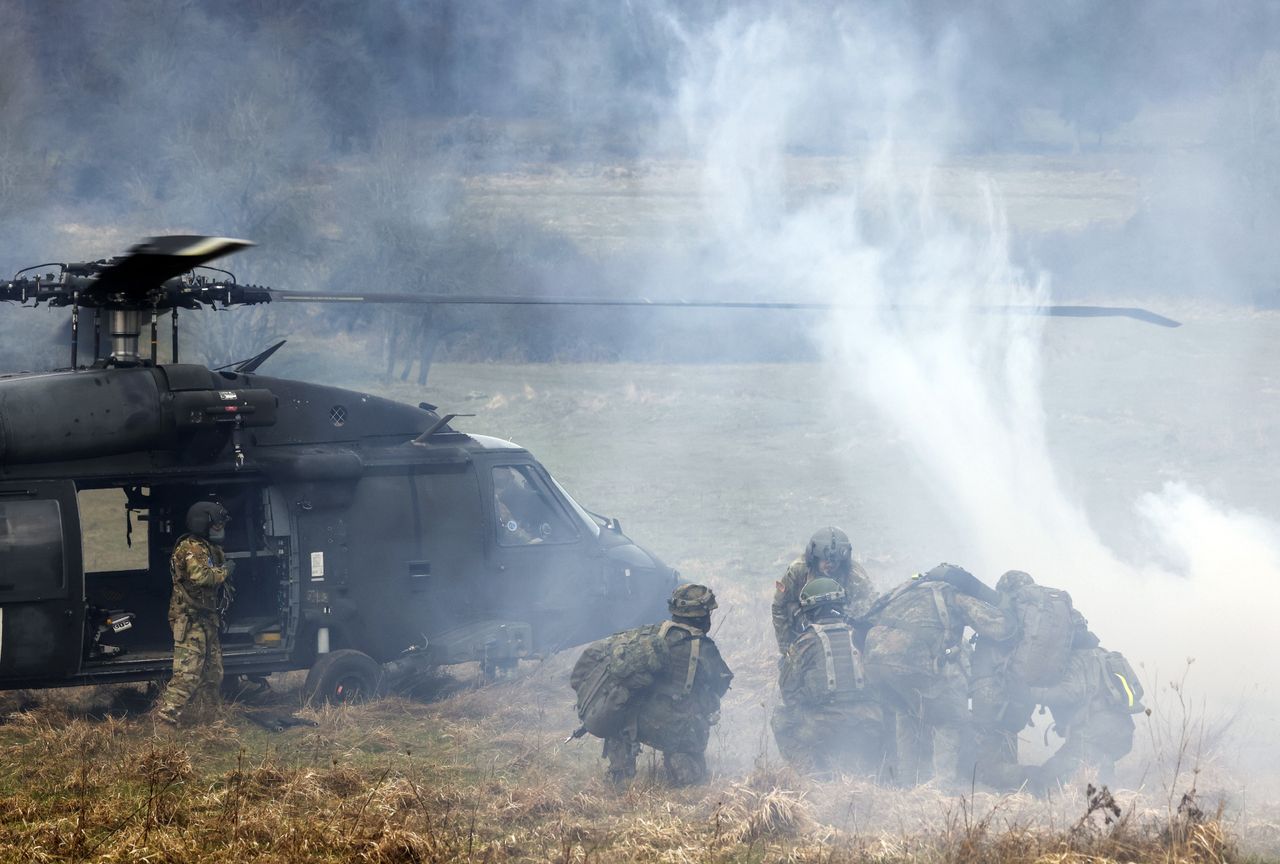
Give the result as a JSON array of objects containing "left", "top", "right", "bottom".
[{"left": 0, "top": 235, "right": 1178, "bottom": 704}]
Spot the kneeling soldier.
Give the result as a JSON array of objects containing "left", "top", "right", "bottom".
[
  {"left": 772, "top": 578, "right": 885, "bottom": 776},
  {"left": 570, "top": 583, "right": 734, "bottom": 786}
]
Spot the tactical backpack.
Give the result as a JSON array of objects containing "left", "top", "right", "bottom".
[
  {"left": 1005, "top": 584, "right": 1075, "bottom": 686},
  {"left": 570, "top": 622, "right": 697, "bottom": 737},
  {"left": 787, "top": 620, "right": 866, "bottom": 703},
  {"left": 1098, "top": 650, "right": 1145, "bottom": 713}
]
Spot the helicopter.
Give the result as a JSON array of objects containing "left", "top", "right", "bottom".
[{"left": 0, "top": 235, "right": 1179, "bottom": 705}]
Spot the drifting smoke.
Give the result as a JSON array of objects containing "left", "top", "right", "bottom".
[
  {"left": 666, "top": 8, "right": 1280, "bottom": 787},
  {"left": 2, "top": 0, "right": 1278, "bottom": 790}
]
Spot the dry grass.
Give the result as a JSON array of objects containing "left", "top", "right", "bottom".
[{"left": 0, "top": 647, "right": 1266, "bottom": 863}]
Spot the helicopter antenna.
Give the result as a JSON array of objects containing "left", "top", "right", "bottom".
[{"left": 214, "top": 339, "right": 288, "bottom": 374}]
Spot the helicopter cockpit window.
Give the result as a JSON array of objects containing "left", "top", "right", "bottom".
[{"left": 492, "top": 465, "right": 577, "bottom": 547}]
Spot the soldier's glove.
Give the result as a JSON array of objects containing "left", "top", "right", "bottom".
[{"left": 222, "top": 559, "right": 236, "bottom": 579}]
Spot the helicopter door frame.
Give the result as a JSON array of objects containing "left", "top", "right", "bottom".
[{"left": 0, "top": 480, "right": 84, "bottom": 681}]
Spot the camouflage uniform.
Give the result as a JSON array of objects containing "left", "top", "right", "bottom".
[
  {"left": 971, "top": 601, "right": 1097, "bottom": 790},
  {"left": 159, "top": 534, "right": 229, "bottom": 718},
  {"left": 1026, "top": 647, "right": 1137, "bottom": 792},
  {"left": 862, "top": 575, "right": 1016, "bottom": 786},
  {"left": 772, "top": 609, "right": 884, "bottom": 775},
  {"left": 602, "top": 618, "right": 734, "bottom": 786},
  {"left": 773, "top": 557, "right": 875, "bottom": 651}
]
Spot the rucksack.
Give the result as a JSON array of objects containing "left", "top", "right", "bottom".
[
  {"left": 570, "top": 622, "right": 690, "bottom": 737},
  {"left": 1098, "top": 650, "right": 1145, "bottom": 713},
  {"left": 1006, "top": 585, "right": 1075, "bottom": 686},
  {"left": 789, "top": 620, "right": 866, "bottom": 703}
]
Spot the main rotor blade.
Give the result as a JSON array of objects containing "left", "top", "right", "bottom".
[
  {"left": 90, "top": 236, "right": 254, "bottom": 298},
  {"left": 266, "top": 289, "right": 1182, "bottom": 328}
]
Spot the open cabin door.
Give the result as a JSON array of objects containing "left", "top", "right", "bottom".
[{"left": 0, "top": 481, "right": 83, "bottom": 679}]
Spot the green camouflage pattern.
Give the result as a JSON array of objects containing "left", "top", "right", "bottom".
[
  {"left": 160, "top": 535, "right": 229, "bottom": 718},
  {"left": 862, "top": 579, "right": 1015, "bottom": 786},
  {"left": 668, "top": 583, "right": 718, "bottom": 618},
  {"left": 1027, "top": 647, "right": 1136, "bottom": 790},
  {"left": 772, "top": 557, "right": 874, "bottom": 651},
  {"left": 600, "top": 619, "right": 733, "bottom": 786},
  {"left": 773, "top": 615, "right": 884, "bottom": 774}
]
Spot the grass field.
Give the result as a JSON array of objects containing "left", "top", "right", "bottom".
[{"left": 2, "top": 303, "right": 1278, "bottom": 861}]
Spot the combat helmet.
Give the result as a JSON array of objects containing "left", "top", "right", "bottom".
[
  {"left": 805, "top": 527, "right": 853, "bottom": 573},
  {"left": 995, "top": 570, "right": 1035, "bottom": 594},
  {"left": 186, "top": 501, "right": 230, "bottom": 540},
  {"left": 799, "top": 577, "right": 847, "bottom": 612},
  {"left": 669, "top": 583, "right": 718, "bottom": 619}
]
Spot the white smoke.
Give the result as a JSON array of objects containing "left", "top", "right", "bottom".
[{"left": 669, "top": 8, "right": 1280, "bottom": 785}]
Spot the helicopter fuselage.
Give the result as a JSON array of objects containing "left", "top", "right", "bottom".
[{"left": 0, "top": 364, "right": 674, "bottom": 693}]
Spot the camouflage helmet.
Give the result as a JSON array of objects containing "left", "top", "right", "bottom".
[
  {"left": 669, "top": 583, "right": 717, "bottom": 618},
  {"left": 799, "top": 577, "right": 847, "bottom": 610},
  {"left": 805, "top": 527, "right": 853, "bottom": 572},
  {"left": 186, "top": 501, "right": 229, "bottom": 538},
  {"left": 996, "top": 570, "right": 1035, "bottom": 594}
]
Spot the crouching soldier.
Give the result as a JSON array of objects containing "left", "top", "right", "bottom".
[
  {"left": 772, "top": 578, "right": 885, "bottom": 777},
  {"left": 862, "top": 564, "right": 1017, "bottom": 787},
  {"left": 570, "top": 584, "right": 734, "bottom": 786},
  {"left": 773, "top": 527, "right": 875, "bottom": 652},
  {"left": 1025, "top": 645, "right": 1144, "bottom": 794}
]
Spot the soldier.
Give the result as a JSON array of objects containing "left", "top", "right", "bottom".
[
  {"left": 571, "top": 583, "right": 734, "bottom": 786},
  {"left": 772, "top": 578, "right": 885, "bottom": 776},
  {"left": 155, "top": 501, "right": 233, "bottom": 726},
  {"left": 1025, "top": 645, "right": 1143, "bottom": 793},
  {"left": 773, "top": 527, "right": 875, "bottom": 652},
  {"left": 969, "top": 571, "right": 1098, "bottom": 790},
  {"left": 862, "top": 564, "right": 1017, "bottom": 787}
]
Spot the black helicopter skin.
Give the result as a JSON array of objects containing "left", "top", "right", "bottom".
[{"left": 0, "top": 361, "right": 673, "bottom": 692}]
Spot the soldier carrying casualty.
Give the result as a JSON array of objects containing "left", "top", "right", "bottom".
[
  {"left": 1022, "top": 643, "right": 1144, "bottom": 794},
  {"left": 772, "top": 578, "right": 885, "bottom": 777},
  {"left": 773, "top": 527, "right": 875, "bottom": 652},
  {"left": 968, "top": 569, "right": 1094, "bottom": 790},
  {"left": 862, "top": 563, "right": 1017, "bottom": 788},
  {"left": 156, "top": 501, "right": 234, "bottom": 726},
  {"left": 569, "top": 583, "right": 734, "bottom": 787}
]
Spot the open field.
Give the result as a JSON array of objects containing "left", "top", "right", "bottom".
[{"left": 3, "top": 305, "right": 1279, "bottom": 861}]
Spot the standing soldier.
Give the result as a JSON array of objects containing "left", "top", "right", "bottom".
[
  {"left": 570, "top": 583, "right": 734, "bottom": 786},
  {"left": 862, "top": 564, "right": 1017, "bottom": 787},
  {"left": 772, "top": 578, "right": 885, "bottom": 776},
  {"left": 155, "top": 501, "right": 233, "bottom": 726},
  {"left": 773, "top": 527, "right": 875, "bottom": 652}
]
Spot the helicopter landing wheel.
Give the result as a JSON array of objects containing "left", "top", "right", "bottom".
[{"left": 303, "top": 650, "right": 383, "bottom": 706}]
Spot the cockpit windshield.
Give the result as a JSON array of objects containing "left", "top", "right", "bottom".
[{"left": 548, "top": 475, "right": 602, "bottom": 538}]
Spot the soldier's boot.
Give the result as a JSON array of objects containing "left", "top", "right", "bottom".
[
  {"left": 603, "top": 736, "right": 640, "bottom": 786},
  {"left": 663, "top": 751, "right": 707, "bottom": 787}
]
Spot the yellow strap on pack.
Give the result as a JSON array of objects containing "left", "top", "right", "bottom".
[{"left": 1113, "top": 672, "right": 1136, "bottom": 708}]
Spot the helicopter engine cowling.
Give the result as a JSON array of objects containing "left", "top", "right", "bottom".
[{"left": 0, "top": 367, "right": 277, "bottom": 464}]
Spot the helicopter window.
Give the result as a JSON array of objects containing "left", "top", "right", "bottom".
[
  {"left": 0, "top": 499, "right": 65, "bottom": 600},
  {"left": 547, "top": 475, "right": 602, "bottom": 538},
  {"left": 77, "top": 488, "right": 149, "bottom": 572},
  {"left": 492, "top": 465, "right": 578, "bottom": 547}
]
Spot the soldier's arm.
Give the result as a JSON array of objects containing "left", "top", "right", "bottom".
[
  {"left": 700, "top": 640, "right": 734, "bottom": 697},
  {"left": 771, "top": 563, "right": 804, "bottom": 651},
  {"left": 181, "top": 543, "right": 228, "bottom": 588},
  {"left": 954, "top": 594, "right": 1018, "bottom": 642},
  {"left": 1027, "top": 653, "right": 1089, "bottom": 707},
  {"left": 844, "top": 561, "right": 876, "bottom": 618}
]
